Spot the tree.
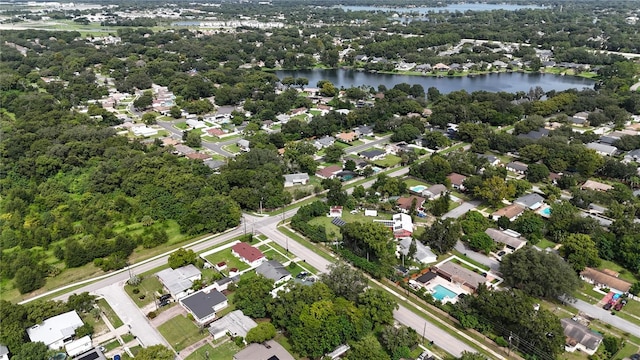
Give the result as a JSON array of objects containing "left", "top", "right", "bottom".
[
  {"left": 325, "top": 144, "right": 344, "bottom": 163},
  {"left": 458, "top": 352, "right": 488, "bottom": 360},
  {"left": 340, "top": 222, "right": 396, "bottom": 275},
  {"left": 234, "top": 275, "right": 274, "bottom": 318},
  {"left": 11, "top": 342, "right": 53, "bottom": 360},
  {"left": 320, "top": 262, "right": 368, "bottom": 302},
  {"left": 344, "top": 159, "right": 356, "bottom": 172},
  {"left": 500, "top": 247, "right": 580, "bottom": 300},
  {"left": 133, "top": 93, "right": 153, "bottom": 110},
  {"left": 560, "top": 234, "right": 601, "bottom": 272},
  {"left": 526, "top": 163, "right": 550, "bottom": 183},
  {"left": 422, "top": 131, "right": 451, "bottom": 149},
  {"left": 246, "top": 322, "right": 276, "bottom": 343},
  {"left": 357, "top": 289, "right": 398, "bottom": 327},
  {"left": 168, "top": 248, "right": 199, "bottom": 269},
  {"left": 141, "top": 112, "right": 157, "bottom": 125},
  {"left": 391, "top": 124, "right": 422, "bottom": 143},
  {"left": 326, "top": 179, "right": 348, "bottom": 206},
  {"left": 511, "top": 210, "right": 545, "bottom": 239},
  {"left": 183, "top": 130, "right": 201, "bottom": 148},
  {"left": 347, "top": 334, "right": 390, "bottom": 360},
  {"left": 379, "top": 325, "right": 418, "bottom": 360},
  {"left": 134, "top": 345, "right": 174, "bottom": 360},
  {"left": 466, "top": 232, "right": 494, "bottom": 254},
  {"left": 473, "top": 176, "right": 515, "bottom": 208},
  {"left": 429, "top": 192, "right": 450, "bottom": 217},
  {"left": 66, "top": 292, "right": 96, "bottom": 313},
  {"left": 14, "top": 266, "right": 45, "bottom": 294},
  {"left": 169, "top": 106, "right": 182, "bottom": 119},
  {"left": 419, "top": 218, "right": 461, "bottom": 254}
]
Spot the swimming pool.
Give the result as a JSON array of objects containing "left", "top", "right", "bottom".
[
  {"left": 538, "top": 206, "right": 552, "bottom": 216},
  {"left": 410, "top": 185, "right": 427, "bottom": 193},
  {"left": 432, "top": 284, "right": 458, "bottom": 301}
]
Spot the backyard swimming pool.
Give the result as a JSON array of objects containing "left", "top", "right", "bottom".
[
  {"left": 410, "top": 185, "right": 427, "bottom": 193},
  {"left": 538, "top": 206, "right": 552, "bottom": 217},
  {"left": 432, "top": 284, "right": 458, "bottom": 301}
]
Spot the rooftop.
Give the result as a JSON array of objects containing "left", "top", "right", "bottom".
[
  {"left": 181, "top": 289, "right": 227, "bottom": 321},
  {"left": 232, "top": 242, "right": 265, "bottom": 263},
  {"left": 561, "top": 318, "right": 603, "bottom": 351},
  {"left": 580, "top": 267, "right": 632, "bottom": 292},
  {"left": 435, "top": 261, "right": 487, "bottom": 290},
  {"left": 233, "top": 340, "right": 295, "bottom": 360},
  {"left": 255, "top": 260, "right": 291, "bottom": 282},
  {"left": 485, "top": 228, "right": 527, "bottom": 250},
  {"left": 27, "top": 310, "right": 84, "bottom": 347},
  {"left": 209, "top": 310, "right": 257, "bottom": 339},
  {"left": 157, "top": 264, "right": 201, "bottom": 295}
]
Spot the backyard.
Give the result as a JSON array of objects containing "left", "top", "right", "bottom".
[
  {"left": 203, "top": 248, "right": 251, "bottom": 273},
  {"left": 124, "top": 275, "right": 163, "bottom": 308},
  {"left": 373, "top": 154, "right": 402, "bottom": 168},
  {"left": 308, "top": 211, "right": 394, "bottom": 241},
  {"left": 158, "top": 315, "right": 209, "bottom": 352},
  {"left": 185, "top": 341, "right": 241, "bottom": 360}
]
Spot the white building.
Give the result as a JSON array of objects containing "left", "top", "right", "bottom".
[
  {"left": 208, "top": 310, "right": 257, "bottom": 340},
  {"left": 27, "top": 310, "right": 84, "bottom": 350},
  {"left": 131, "top": 125, "right": 158, "bottom": 137},
  {"left": 156, "top": 265, "right": 202, "bottom": 299}
]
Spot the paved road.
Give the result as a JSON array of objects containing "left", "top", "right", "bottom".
[
  {"left": 454, "top": 241, "right": 501, "bottom": 272},
  {"left": 95, "top": 283, "right": 168, "bottom": 348},
  {"left": 442, "top": 200, "right": 482, "bottom": 219},
  {"left": 344, "top": 135, "right": 392, "bottom": 155},
  {"left": 156, "top": 120, "right": 236, "bottom": 157},
  {"left": 570, "top": 299, "right": 640, "bottom": 337}
]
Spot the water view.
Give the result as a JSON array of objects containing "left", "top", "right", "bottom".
[{"left": 275, "top": 69, "right": 595, "bottom": 94}]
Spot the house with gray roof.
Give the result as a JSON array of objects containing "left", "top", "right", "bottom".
[
  {"left": 624, "top": 149, "right": 640, "bottom": 163},
  {"left": 180, "top": 289, "right": 228, "bottom": 325},
  {"left": 209, "top": 310, "right": 257, "bottom": 340},
  {"left": 422, "top": 184, "right": 447, "bottom": 200},
  {"left": 514, "top": 193, "right": 545, "bottom": 210},
  {"left": 157, "top": 264, "right": 202, "bottom": 299},
  {"left": 256, "top": 260, "right": 291, "bottom": 285},
  {"left": 359, "top": 149, "right": 386, "bottom": 161},
  {"left": 586, "top": 142, "right": 617, "bottom": 156},
  {"left": 237, "top": 139, "right": 251, "bottom": 152},
  {"left": 506, "top": 161, "right": 529, "bottom": 174},
  {"left": 397, "top": 238, "right": 437, "bottom": 264},
  {"left": 354, "top": 125, "right": 374, "bottom": 137},
  {"left": 485, "top": 228, "right": 527, "bottom": 252},
  {"left": 561, "top": 318, "right": 603, "bottom": 356},
  {"left": 0, "top": 344, "right": 8, "bottom": 360},
  {"left": 283, "top": 173, "right": 310, "bottom": 187},
  {"left": 233, "top": 340, "right": 295, "bottom": 360},
  {"left": 314, "top": 135, "right": 335, "bottom": 149}
]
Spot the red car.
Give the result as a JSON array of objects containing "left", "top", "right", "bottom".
[{"left": 614, "top": 299, "right": 627, "bottom": 311}]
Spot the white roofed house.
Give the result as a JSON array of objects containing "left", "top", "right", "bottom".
[
  {"left": 156, "top": 264, "right": 202, "bottom": 300},
  {"left": 484, "top": 228, "right": 527, "bottom": 252},
  {"left": 209, "top": 310, "right": 258, "bottom": 340},
  {"left": 397, "top": 238, "right": 437, "bottom": 264},
  {"left": 586, "top": 142, "right": 618, "bottom": 157},
  {"left": 237, "top": 139, "right": 251, "bottom": 152},
  {"left": 283, "top": 173, "right": 310, "bottom": 187},
  {"left": 0, "top": 344, "right": 8, "bottom": 360},
  {"left": 422, "top": 184, "right": 447, "bottom": 200},
  {"left": 27, "top": 310, "right": 84, "bottom": 350}
]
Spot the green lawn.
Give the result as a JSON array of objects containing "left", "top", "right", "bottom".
[
  {"left": 373, "top": 155, "right": 402, "bottom": 168},
  {"left": 203, "top": 248, "right": 250, "bottom": 273},
  {"left": 175, "top": 122, "right": 188, "bottom": 130},
  {"left": 309, "top": 109, "right": 322, "bottom": 116},
  {"left": 121, "top": 332, "right": 136, "bottom": 343},
  {"left": 334, "top": 141, "right": 351, "bottom": 149},
  {"left": 100, "top": 339, "right": 121, "bottom": 352},
  {"left": 597, "top": 259, "right": 639, "bottom": 283},
  {"left": 186, "top": 342, "right": 242, "bottom": 360},
  {"left": 124, "top": 275, "right": 163, "bottom": 308},
  {"left": 223, "top": 144, "right": 241, "bottom": 154},
  {"left": 535, "top": 238, "right": 556, "bottom": 250},
  {"left": 350, "top": 139, "right": 365, "bottom": 146},
  {"left": 404, "top": 178, "right": 430, "bottom": 188},
  {"left": 158, "top": 315, "right": 208, "bottom": 352},
  {"left": 97, "top": 298, "right": 124, "bottom": 328}
]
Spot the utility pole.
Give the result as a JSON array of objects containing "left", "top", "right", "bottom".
[
  {"left": 243, "top": 214, "right": 246, "bottom": 235},
  {"left": 422, "top": 321, "right": 427, "bottom": 343},
  {"left": 508, "top": 332, "right": 513, "bottom": 357}
]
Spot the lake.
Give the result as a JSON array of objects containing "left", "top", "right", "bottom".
[
  {"left": 275, "top": 69, "right": 595, "bottom": 94},
  {"left": 339, "top": 3, "right": 547, "bottom": 13}
]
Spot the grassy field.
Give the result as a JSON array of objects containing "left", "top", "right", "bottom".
[
  {"left": 223, "top": 144, "right": 241, "bottom": 154},
  {"left": 535, "top": 238, "right": 557, "bottom": 250},
  {"left": 404, "top": 178, "right": 431, "bottom": 188},
  {"left": 203, "top": 248, "right": 250, "bottom": 273},
  {"left": 158, "top": 315, "right": 208, "bottom": 352},
  {"left": 97, "top": 298, "right": 124, "bottom": 328},
  {"left": 124, "top": 275, "right": 163, "bottom": 308},
  {"left": 597, "top": 259, "right": 639, "bottom": 283},
  {"left": 186, "top": 342, "right": 242, "bottom": 360},
  {"left": 373, "top": 154, "right": 402, "bottom": 168}
]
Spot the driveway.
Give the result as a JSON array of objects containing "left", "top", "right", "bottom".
[
  {"left": 94, "top": 282, "right": 169, "bottom": 347},
  {"left": 442, "top": 200, "right": 482, "bottom": 219},
  {"left": 454, "top": 241, "right": 501, "bottom": 272},
  {"left": 570, "top": 299, "right": 640, "bottom": 336}
]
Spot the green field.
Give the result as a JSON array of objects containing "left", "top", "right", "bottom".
[
  {"left": 404, "top": 178, "right": 430, "bottom": 188},
  {"left": 158, "top": 315, "right": 208, "bottom": 352},
  {"left": 185, "top": 342, "right": 242, "bottom": 360},
  {"left": 124, "top": 275, "right": 163, "bottom": 308},
  {"left": 223, "top": 144, "right": 241, "bottom": 154},
  {"left": 204, "top": 248, "right": 250, "bottom": 273},
  {"left": 97, "top": 298, "right": 124, "bottom": 328},
  {"left": 373, "top": 155, "right": 402, "bottom": 168}
]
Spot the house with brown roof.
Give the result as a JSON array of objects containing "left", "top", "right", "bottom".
[
  {"left": 186, "top": 152, "right": 212, "bottom": 160},
  {"left": 447, "top": 173, "right": 467, "bottom": 191},
  {"left": 336, "top": 132, "right": 358, "bottom": 143},
  {"left": 492, "top": 204, "right": 525, "bottom": 222},
  {"left": 434, "top": 261, "right": 487, "bottom": 292},
  {"left": 207, "top": 128, "right": 226, "bottom": 137},
  {"left": 422, "top": 184, "right": 447, "bottom": 200},
  {"left": 396, "top": 196, "right": 425, "bottom": 213},
  {"left": 231, "top": 242, "right": 265, "bottom": 268},
  {"left": 581, "top": 180, "right": 613, "bottom": 192},
  {"left": 579, "top": 267, "right": 632, "bottom": 293},
  {"left": 315, "top": 165, "right": 342, "bottom": 179},
  {"left": 485, "top": 228, "right": 527, "bottom": 252}
]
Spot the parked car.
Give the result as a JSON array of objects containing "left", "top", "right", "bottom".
[
  {"left": 603, "top": 303, "right": 612, "bottom": 310},
  {"left": 158, "top": 294, "right": 171, "bottom": 302},
  {"left": 614, "top": 299, "right": 626, "bottom": 311},
  {"left": 159, "top": 300, "right": 170, "bottom": 307},
  {"left": 296, "top": 272, "right": 308, "bottom": 279}
]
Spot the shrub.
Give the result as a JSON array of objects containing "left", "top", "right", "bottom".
[
  {"left": 234, "top": 336, "right": 245, "bottom": 347},
  {"left": 147, "top": 311, "right": 157, "bottom": 319},
  {"left": 495, "top": 336, "right": 509, "bottom": 347},
  {"left": 132, "top": 288, "right": 140, "bottom": 294},
  {"left": 288, "top": 262, "right": 297, "bottom": 269},
  {"left": 138, "top": 294, "right": 145, "bottom": 300}
]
